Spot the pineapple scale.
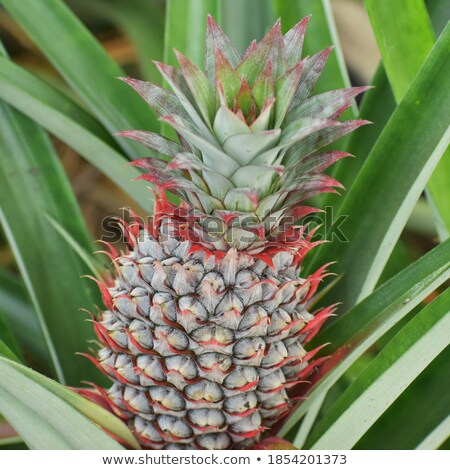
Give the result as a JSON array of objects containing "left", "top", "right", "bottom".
[{"left": 91, "top": 217, "right": 327, "bottom": 450}]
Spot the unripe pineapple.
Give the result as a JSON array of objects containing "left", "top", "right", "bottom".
[{"left": 85, "top": 16, "right": 369, "bottom": 450}]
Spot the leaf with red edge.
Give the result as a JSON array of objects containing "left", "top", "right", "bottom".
[
  {"left": 284, "top": 120, "right": 371, "bottom": 165},
  {"left": 274, "top": 62, "right": 304, "bottom": 127},
  {"left": 288, "top": 86, "right": 372, "bottom": 125},
  {"left": 205, "top": 14, "right": 240, "bottom": 84},
  {"left": 290, "top": 47, "right": 333, "bottom": 108},
  {"left": 116, "top": 130, "right": 182, "bottom": 158},
  {"left": 175, "top": 50, "right": 215, "bottom": 125},
  {"left": 215, "top": 48, "right": 242, "bottom": 109},
  {"left": 284, "top": 16, "right": 311, "bottom": 67},
  {"left": 237, "top": 20, "right": 287, "bottom": 84},
  {"left": 252, "top": 61, "right": 275, "bottom": 111},
  {"left": 119, "top": 77, "right": 187, "bottom": 119}
]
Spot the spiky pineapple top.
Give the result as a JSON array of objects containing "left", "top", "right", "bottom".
[
  {"left": 119, "top": 15, "right": 369, "bottom": 254},
  {"left": 85, "top": 16, "right": 370, "bottom": 450}
]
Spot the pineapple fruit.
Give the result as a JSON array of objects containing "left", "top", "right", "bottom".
[{"left": 86, "top": 16, "right": 369, "bottom": 450}]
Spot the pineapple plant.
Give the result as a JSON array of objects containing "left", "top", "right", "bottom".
[
  {"left": 83, "top": 16, "right": 369, "bottom": 450},
  {"left": 0, "top": 0, "right": 449, "bottom": 453}
]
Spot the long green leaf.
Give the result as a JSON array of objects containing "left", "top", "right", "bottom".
[
  {"left": 426, "top": 0, "right": 450, "bottom": 37},
  {"left": 0, "top": 0, "right": 158, "bottom": 158},
  {"left": 0, "top": 269, "right": 49, "bottom": 367},
  {"left": 0, "top": 338, "right": 20, "bottom": 363},
  {"left": 221, "top": 0, "right": 274, "bottom": 54},
  {"left": 0, "top": 76, "right": 103, "bottom": 384},
  {"left": 308, "top": 288, "right": 450, "bottom": 449},
  {"left": 0, "top": 58, "right": 152, "bottom": 211},
  {"left": 312, "top": 24, "right": 450, "bottom": 309},
  {"left": 417, "top": 415, "right": 450, "bottom": 450},
  {"left": 45, "top": 215, "right": 103, "bottom": 280},
  {"left": 0, "top": 310, "right": 21, "bottom": 362},
  {"left": 325, "top": 65, "right": 396, "bottom": 211},
  {"left": 71, "top": 0, "right": 165, "bottom": 83},
  {"left": 0, "top": 356, "right": 139, "bottom": 450},
  {"left": 279, "top": 238, "right": 450, "bottom": 438},
  {"left": 355, "top": 348, "right": 450, "bottom": 449},
  {"left": 164, "top": 0, "right": 221, "bottom": 68},
  {"left": 365, "top": 0, "right": 450, "bottom": 240},
  {"left": 365, "top": 0, "right": 434, "bottom": 102}
]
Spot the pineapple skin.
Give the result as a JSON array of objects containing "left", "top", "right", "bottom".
[
  {"left": 91, "top": 213, "right": 332, "bottom": 450},
  {"left": 85, "top": 16, "right": 370, "bottom": 449}
]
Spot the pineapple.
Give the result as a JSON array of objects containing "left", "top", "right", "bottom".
[{"left": 85, "top": 16, "right": 369, "bottom": 450}]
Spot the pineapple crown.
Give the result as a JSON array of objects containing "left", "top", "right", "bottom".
[{"left": 118, "top": 16, "right": 370, "bottom": 252}]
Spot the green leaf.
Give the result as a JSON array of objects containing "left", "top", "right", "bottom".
[
  {"left": 164, "top": 0, "right": 221, "bottom": 68},
  {"left": 0, "top": 338, "right": 20, "bottom": 363},
  {"left": 355, "top": 348, "right": 450, "bottom": 449},
  {"left": 273, "top": 0, "right": 354, "bottom": 105},
  {"left": 312, "top": 24, "right": 450, "bottom": 309},
  {"left": 426, "top": 0, "right": 450, "bottom": 37},
  {"left": 221, "top": 0, "right": 274, "bottom": 55},
  {"left": 279, "top": 238, "right": 450, "bottom": 438},
  {"left": 0, "top": 301, "right": 22, "bottom": 362},
  {"left": 0, "top": 78, "right": 102, "bottom": 384},
  {"left": 71, "top": 0, "right": 165, "bottom": 83},
  {"left": 293, "top": 391, "right": 327, "bottom": 448},
  {"left": 45, "top": 215, "right": 103, "bottom": 280},
  {"left": 0, "top": 269, "right": 50, "bottom": 367},
  {"left": 326, "top": 66, "right": 396, "bottom": 212},
  {"left": 0, "top": 57, "right": 152, "bottom": 211},
  {"left": 365, "top": 0, "right": 450, "bottom": 241},
  {"left": 417, "top": 415, "right": 450, "bottom": 450},
  {"left": 308, "top": 288, "right": 450, "bottom": 449},
  {"left": 0, "top": 0, "right": 158, "bottom": 158},
  {"left": 365, "top": 0, "right": 434, "bottom": 102},
  {"left": 0, "top": 356, "right": 139, "bottom": 450}
]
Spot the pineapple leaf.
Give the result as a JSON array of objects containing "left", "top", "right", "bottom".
[
  {"left": 290, "top": 47, "right": 333, "bottom": 108},
  {"left": 309, "top": 24, "right": 450, "bottom": 307},
  {"left": 0, "top": 0, "right": 158, "bottom": 158},
  {"left": 416, "top": 415, "right": 450, "bottom": 450},
  {"left": 0, "top": 338, "right": 20, "bottom": 364},
  {"left": 288, "top": 86, "right": 372, "bottom": 125},
  {"left": 279, "top": 238, "right": 450, "bottom": 438},
  {"left": 161, "top": 115, "right": 239, "bottom": 176},
  {"left": 237, "top": 20, "right": 287, "bottom": 84},
  {"left": 120, "top": 77, "right": 189, "bottom": 120},
  {"left": 356, "top": 348, "right": 450, "bottom": 450},
  {"left": 0, "top": 96, "right": 106, "bottom": 385},
  {"left": 45, "top": 215, "right": 103, "bottom": 280},
  {"left": 366, "top": 0, "right": 450, "bottom": 240},
  {"left": 175, "top": 50, "right": 216, "bottom": 125},
  {"left": 274, "top": 62, "right": 304, "bottom": 127},
  {"left": 283, "top": 16, "right": 310, "bottom": 67},
  {"left": 223, "top": 130, "right": 281, "bottom": 166},
  {"left": 273, "top": 0, "right": 353, "bottom": 100},
  {"left": 0, "top": 356, "right": 138, "bottom": 449},
  {"left": 205, "top": 14, "right": 240, "bottom": 83},
  {"left": 308, "top": 288, "right": 450, "bottom": 449},
  {"left": 0, "top": 57, "right": 152, "bottom": 211},
  {"left": 163, "top": 0, "right": 220, "bottom": 69},
  {"left": 117, "top": 130, "right": 183, "bottom": 159},
  {"left": 214, "top": 49, "right": 243, "bottom": 109},
  {"left": 251, "top": 61, "right": 275, "bottom": 111},
  {"left": 0, "top": 269, "right": 49, "bottom": 368},
  {"left": 326, "top": 65, "right": 396, "bottom": 210}
]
